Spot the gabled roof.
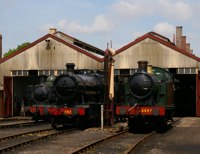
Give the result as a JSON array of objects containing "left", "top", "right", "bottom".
[
  {"left": 115, "top": 32, "right": 200, "bottom": 62},
  {"left": 0, "top": 33, "right": 105, "bottom": 64},
  {"left": 54, "top": 31, "right": 105, "bottom": 56}
]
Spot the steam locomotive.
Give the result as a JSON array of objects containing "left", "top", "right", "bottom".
[
  {"left": 28, "top": 76, "right": 56, "bottom": 121},
  {"left": 49, "top": 63, "right": 104, "bottom": 128},
  {"left": 25, "top": 63, "right": 105, "bottom": 128},
  {"left": 116, "top": 61, "right": 175, "bottom": 131},
  {"left": 26, "top": 60, "right": 174, "bottom": 130}
]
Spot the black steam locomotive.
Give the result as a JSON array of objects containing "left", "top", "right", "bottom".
[
  {"left": 49, "top": 63, "right": 105, "bottom": 128},
  {"left": 25, "top": 63, "right": 105, "bottom": 128},
  {"left": 27, "top": 76, "right": 56, "bottom": 121},
  {"left": 116, "top": 61, "right": 175, "bottom": 131}
]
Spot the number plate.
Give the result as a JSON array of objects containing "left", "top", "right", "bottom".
[
  {"left": 141, "top": 108, "right": 152, "bottom": 113},
  {"left": 64, "top": 109, "right": 72, "bottom": 115}
]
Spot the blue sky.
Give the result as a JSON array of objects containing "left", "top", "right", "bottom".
[{"left": 1, "top": 0, "right": 200, "bottom": 57}]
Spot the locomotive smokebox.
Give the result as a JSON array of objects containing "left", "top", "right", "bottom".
[
  {"left": 66, "top": 63, "right": 75, "bottom": 74},
  {"left": 138, "top": 60, "right": 148, "bottom": 72}
]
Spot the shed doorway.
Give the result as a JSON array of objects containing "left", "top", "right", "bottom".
[
  {"left": 13, "top": 76, "right": 46, "bottom": 116},
  {"left": 173, "top": 74, "right": 196, "bottom": 116}
]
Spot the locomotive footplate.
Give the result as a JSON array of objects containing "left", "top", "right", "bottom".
[{"left": 116, "top": 106, "right": 165, "bottom": 116}]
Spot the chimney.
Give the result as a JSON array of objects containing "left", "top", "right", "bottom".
[
  {"left": 181, "top": 36, "right": 186, "bottom": 51},
  {"left": 66, "top": 63, "right": 75, "bottom": 74},
  {"left": 186, "top": 43, "right": 190, "bottom": 53},
  {"left": 138, "top": 60, "right": 148, "bottom": 72},
  {"left": 0, "top": 33, "right": 2, "bottom": 59},
  {"left": 176, "top": 26, "right": 182, "bottom": 48},
  {"left": 49, "top": 28, "right": 57, "bottom": 34}
]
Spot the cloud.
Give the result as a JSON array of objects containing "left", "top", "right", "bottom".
[
  {"left": 39, "top": 0, "right": 193, "bottom": 35},
  {"left": 58, "top": 19, "right": 67, "bottom": 29},
  {"left": 110, "top": 0, "right": 154, "bottom": 18},
  {"left": 158, "top": 0, "right": 193, "bottom": 20},
  {"left": 109, "top": 0, "right": 193, "bottom": 21},
  {"left": 37, "top": 0, "right": 195, "bottom": 52},
  {"left": 38, "top": 14, "right": 114, "bottom": 35},
  {"left": 65, "top": 14, "right": 114, "bottom": 33},
  {"left": 153, "top": 22, "right": 175, "bottom": 40}
]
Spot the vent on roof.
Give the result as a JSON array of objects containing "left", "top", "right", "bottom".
[{"left": 49, "top": 28, "right": 57, "bottom": 34}]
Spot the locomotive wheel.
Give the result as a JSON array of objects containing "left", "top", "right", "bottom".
[
  {"left": 51, "top": 117, "right": 66, "bottom": 130},
  {"left": 162, "top": 117, "right": 168, "bottom": 128},
  {"left": 128, "top": 117, "right": 143, "bottom": 132},
  {"left": 51, "top": 117, "right": 59, "bottom": 129},
  {"left": 52, "top": 123, "right": 58, "bottom": 129},
  {"left": 156, "top": 117, "right": 168, "bottom": 132},
  {"left": 78, "top": 117, "right": 88, "bottom": 129},
  {"left": 32, "top": 113, "right": 39, "bottom": 122}
]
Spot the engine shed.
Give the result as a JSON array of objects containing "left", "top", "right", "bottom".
[
  {"left": 113, "top": 26, "right": 200, "bottom": 117},
  {"left": 0, "top": 26, "right": 200, "bottom": 118},
  {"left": 0, "top": 28, "right": 104, "bottom": 117}
]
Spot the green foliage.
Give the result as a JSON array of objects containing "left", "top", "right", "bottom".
[{"left": 3, "top": 42, "right": 30, "bottom": 57}]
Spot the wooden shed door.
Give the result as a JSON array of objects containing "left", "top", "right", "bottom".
[
  {"left": 196, "top": 74, "right": 200, "bottom": 117},
  {"left": 3, "top": 76, "right": 13, "bottom": 117},
  {"left": 0, "top": 91, "right": 3, "bottom": 117}
]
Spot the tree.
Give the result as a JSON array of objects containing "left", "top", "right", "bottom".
[{"left": 3, "top": 42, "right": 30, "bottom": 57}]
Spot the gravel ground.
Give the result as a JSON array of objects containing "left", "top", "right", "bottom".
[
  {"left": 0, "top": 117, "right": 32, "bottom": 126},
  {"left": 0, "top": 116, "right": 31, "bottom": 122},
  {"left": 0, "top": 124, "right": 52, "bottom": 138},
  {"left": 3, "top": 118, "right": 200, "bottom": 154},
  {"left": 5, "top": 127, "right": 118, "bottom": 154},
  {"left": 135, "top": 117, "right": 200, "bottom": 154},
  {"left": 0, "top": 118, "right": 127, "bottom": 154}
]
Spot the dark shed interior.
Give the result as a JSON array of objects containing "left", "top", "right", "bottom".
[
  {"left": 173, "top": 74, "right": 196, "bottom": 117},
  {"left": 13, "top": 76, "right": 46, "bottom": 116},
  {"left": 10, "top": 73, "right": 198, "bottom": 117}
]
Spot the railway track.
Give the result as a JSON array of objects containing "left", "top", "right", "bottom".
[
  {"left": 72, "top": 129, "right": 155, "bottom": 154},
  {"left": 0, "top": 120, "right": 48, "bottom": 129},
  {"left": 0, "top": 127, "right": 75, "bottom": 153},
  {"left": 124, "top": 131, "right": 155, "bottom": 154},
  {"left": 72, "top": 118, "right": 181, "bottom": 154}
]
